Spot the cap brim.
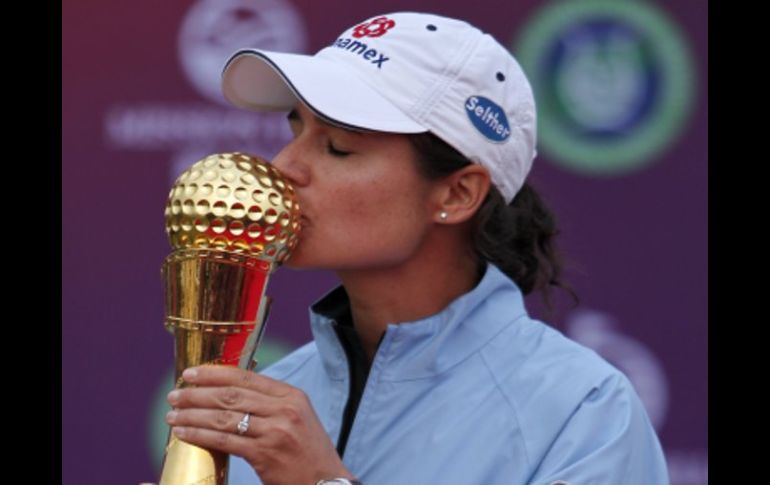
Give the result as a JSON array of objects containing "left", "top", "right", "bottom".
[{"left": 222, "top": 49, "right": 427, "bottom": 133}]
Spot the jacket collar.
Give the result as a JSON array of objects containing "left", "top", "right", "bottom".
[{"left": 309, "top": 264, "right": 529, "bottom": 381}]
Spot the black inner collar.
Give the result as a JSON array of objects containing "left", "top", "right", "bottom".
[{"left": 313, "top": 286, "right": 380, "bottom": 457}]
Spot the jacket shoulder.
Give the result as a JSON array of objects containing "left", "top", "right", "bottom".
[
  {"left": 479, "top": 318, "right": 664, "bottom": 480},
  {"left": 481, "top": 316, "right": 618, "bottom": 401}
]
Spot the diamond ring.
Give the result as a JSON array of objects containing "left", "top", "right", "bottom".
[{"left": 236, "top": 412, "right": 250, "bottom": 435}]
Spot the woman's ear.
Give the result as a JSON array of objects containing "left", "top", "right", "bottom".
[{"left": 433, "top": 164, "right": 491, "bottom": 224}]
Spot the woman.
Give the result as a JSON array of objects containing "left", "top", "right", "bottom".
[{"left": 165, "top": 12, "right": 669, "bottom": 485}]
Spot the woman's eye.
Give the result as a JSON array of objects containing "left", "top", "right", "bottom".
[{"left": 327, "top": 142, "right": 352, "bottom": 157}]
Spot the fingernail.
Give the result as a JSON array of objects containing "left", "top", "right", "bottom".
[
  {"left": 182, "top": 368, "right": 198, "bottom": 381},
  {"left": 173, "top": 427, "right": 187, "bottom": 438},
  {"left": 166, "top": 411, "right": 178, "bottom": 423},
  {"left": 167, "top": 390, "right": 180, "bottom": 404}
]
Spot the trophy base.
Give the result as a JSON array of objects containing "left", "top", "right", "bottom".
[{"left": 159, "top": 434, "right": 228, "bottom": 485}]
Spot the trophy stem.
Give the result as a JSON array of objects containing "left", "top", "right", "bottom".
[
  {"left": 159, "top": 438, "right": 229, "bottom": 485},
  {"left": 158, "top": 249, "right": 274, "bottom": 485}
]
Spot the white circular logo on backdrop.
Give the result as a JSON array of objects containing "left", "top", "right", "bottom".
[
  {"left": 565, "top": 308, "right": 669, "bottom": 431},
  {"left": 178, "top": 0, "right": 307, "bottom": 106}
]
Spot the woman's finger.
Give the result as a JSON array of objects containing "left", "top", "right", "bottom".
[
  {"left": 167, "top": 408, "right": 264, "bottom": 438},
  {"left": 167, "top": 385, "right": 281, "bottom": 416},
  {"left": 182, "top": 366, "right": 293, "bottom": 398},
  {"left": 171, "top": 425, "right": 257, "bottom": 457}
]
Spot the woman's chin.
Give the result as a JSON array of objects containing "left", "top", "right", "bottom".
[{"left": 282, "top": 246, "right": 313, "bottom": 269}]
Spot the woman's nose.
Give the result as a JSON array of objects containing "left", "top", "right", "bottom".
[{"left": 271, "top": 141, "right": 310, "bottom": 187}]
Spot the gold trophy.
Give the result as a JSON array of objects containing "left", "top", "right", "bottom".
[{"left": 157, "top": 152, "right": 301, "bottom": 485}]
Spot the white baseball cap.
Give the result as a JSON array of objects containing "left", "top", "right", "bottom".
[{"left": 221, "top": 12, "right": 537, "bottom": 203}]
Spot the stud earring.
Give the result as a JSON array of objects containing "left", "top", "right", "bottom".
[{"left": 439, "top": 211, "right": 448, "bottom": 221}]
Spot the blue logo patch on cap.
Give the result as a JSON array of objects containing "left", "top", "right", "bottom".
[{"left": 465, "top": 96, "right": 511, "bottom": 142}]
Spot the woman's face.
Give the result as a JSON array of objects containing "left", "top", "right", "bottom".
[{"left": 272, "top": 103, "right": 438, "bottom": 271}]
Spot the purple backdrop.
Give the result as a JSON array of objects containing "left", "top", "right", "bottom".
[{"left": 63, "top": 1, "right": 707, "bottom": 484}]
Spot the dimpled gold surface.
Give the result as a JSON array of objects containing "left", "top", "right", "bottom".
[{"left": 164, "top": 153, "right": 301, "bottom": 264}]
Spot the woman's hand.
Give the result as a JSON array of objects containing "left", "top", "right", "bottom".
[{"left": 166, "top": 366, "right": 354, "bottom": 485}]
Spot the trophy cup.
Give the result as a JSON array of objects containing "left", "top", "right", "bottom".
[{"left": 157, "top": 152, "right": 301, "bottom": 485}]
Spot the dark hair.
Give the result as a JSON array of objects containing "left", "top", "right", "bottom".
[{"left": 408, "top": 132, "right": 578, "bottom": 316}]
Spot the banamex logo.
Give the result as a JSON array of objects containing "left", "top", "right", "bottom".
[{"left": 465, "top": 96, "right": 511, "bottom": 142}]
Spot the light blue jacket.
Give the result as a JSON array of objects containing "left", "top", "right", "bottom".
[{"left": 229, "top": 265, "right": 669, "bottom": 484}]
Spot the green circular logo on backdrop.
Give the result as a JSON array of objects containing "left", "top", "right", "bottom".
[
  {"left": 513, "top": 0, "right": 696, "bottom": 175},
  {"left": 146, "top": 337, "right": 296, "bottom": 472}
]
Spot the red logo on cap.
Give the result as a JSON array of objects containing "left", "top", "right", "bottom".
[{"left": 352, "top": 16, "right": 396, "bottom": 38}]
